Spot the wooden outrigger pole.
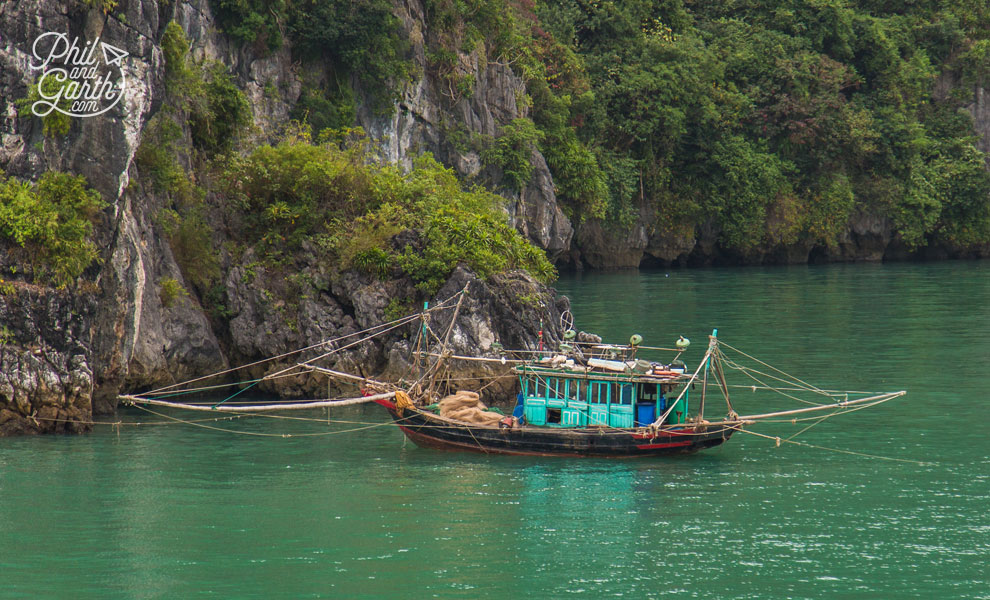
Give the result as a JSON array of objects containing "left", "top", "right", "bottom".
[
  {"left": 119, "top": 391, "right": 397, "bottom": 412},
  {"left": 737, "top": 391, "right": 906, "bottom": 421}
]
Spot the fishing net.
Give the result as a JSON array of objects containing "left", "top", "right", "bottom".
[{"left": 438, "top": 390, "right": 503, "bottom": 426}]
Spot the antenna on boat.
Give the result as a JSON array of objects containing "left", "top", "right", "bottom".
[
  {"left": 559, "top": 309, "right": 574, "bottom": 333},
  {"left": 538, "top": 319, "right": 544, "bottom": 357}
]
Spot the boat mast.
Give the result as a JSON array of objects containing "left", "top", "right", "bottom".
[
  {"left": 697, "top": 329, "right": 717, "bottom": 423},
  {"left": 711, "top": 341, "right": 736, "bottom": 418},
  {"left": 426, "top": 284, "right": 469, "bottom": 399},
  {"left": 413, "top": 300, "right": 429, "bottom": 380}
]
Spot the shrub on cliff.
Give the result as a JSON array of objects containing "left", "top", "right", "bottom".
[
  {"left": 209, "top": 0, "right": 408, "bottom": 107},
  {"left": 0, "top": 172, "right": 105, "bottom": 287},
  {"left": 218, "top": 130, "right": 555, "bottom": 293},
  {"left": 16, "top": 76, "right": 73, "bottom": 138},
  {"left": 481, "top": 118, "right": 544, "bottom": 192},
  {"left": 189, "top": 63, "right": 252, "bottom": 154}
]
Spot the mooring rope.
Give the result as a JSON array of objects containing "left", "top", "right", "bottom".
[
  {"left": 715, "top": 348, "right": 841, "bottom": 407},
  {"left": 718, "top": 341, "right": 833, "bottom": 396},
  {"left": 129, "top": 403, "right": 417, "bottom": 438},
  {"left": 726, "top": 425, "right": 932, "bottom": 465},
  {"left": 142, "top": 289, "right": 465, "bottom": 398}
]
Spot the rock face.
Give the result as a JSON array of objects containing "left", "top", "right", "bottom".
[
  {"left": 0, "top": 286, "right": 95, "bottom": 435},
  {"left": 380, "top": 266, "right": 570, "bottom": 406},
  {"left": 357, "top": 0, "right": 574, "bottom": 261},
  {"left": 0, "top": 0, "right": 228, "bottom": 432},
  {"left": 576, "top": 218, "right": 651, "bottom": 269},
  {"left": 0, "top": 0, "right": 574, "bottom": 435}
]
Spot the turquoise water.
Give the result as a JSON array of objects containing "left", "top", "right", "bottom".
[{"left": 1, "top": 262, "right": 988, "bottom": 598}]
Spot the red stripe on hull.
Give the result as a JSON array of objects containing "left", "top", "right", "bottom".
[
  {"left": 396, "top": 425, "right": 590, "bottom": 457},
  {"left": 380, "top": 404, "right": 733, "bottom": 457},
  {"left": 634, "top": 441, "right": 694, "bottom": 450}
]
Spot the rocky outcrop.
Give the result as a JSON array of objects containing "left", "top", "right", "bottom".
[
  {"left": 357, "top": 0, "right": 574, "bottom": 261},
  {"left": 512, "top": 150, "right": 573, "bottom": 259},
  {"left": 381, "top": 265, "right": 570, "bottom": 405},
  {"left": 0, "top": 285, "right": 95, "bottom": 435},
  {"left": 220, "top": 249, "right": 568, "bottom": 404},
  {"left": 575, "top": 218, "right": 650, "bottom": 269},
  {"left": 1, "top": 0, "right": 576, "bottom": 435},
  {"left": 1, "top": 0, "right": 228, "bottom": 430}
]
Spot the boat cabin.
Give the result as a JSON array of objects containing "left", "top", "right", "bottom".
[{"left": 516, "top": 367, "right": 689, "bottom": 429}]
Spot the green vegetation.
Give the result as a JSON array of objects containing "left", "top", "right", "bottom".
[
  {"left": 136, "top": 3, "right": 990, "bottom": 312},
  {"left": 81, "top": 0, "right": 118, "bottom": 13},
  {"left": 423, "top": 1, "right": 990, "bottom": 250},
  {"left": 138, "top": 22, "right": 232, "bottom": 295},
  {"left": 531, "top": 0, "right": 990, "bottom": 249},
  {"left": 0, "top": 172, "right": 105, "bottom": 287},
  {"left": 289, "top": 82, "right": 356, "bottom": 138},
  {"left": 158, "top": 277, "right": 189, "bottom": 308},
  {"left": 0, "top": 279, "right": 16, "bottom": 297},
  {"left": 162, "top": 21, "right": 196, "bottom": 87},
  {"left": 210, "top": 0, "right": 286, "bottom": 51},
  {"left": 159, "top": 22, "right": 252, "bottom": 154},
  {"left": 481, "top": 118, "right": 543, "bottom": 192},
  {"left": 189, "top": 63, "right": 252, "bottom": 153},
  {"left": 209, "top": 0, "right": 409, "bottom": 106},
  {"left": 218, "top": 129, "right": 555, "bottom": 293},
  {"left": 16, "top": 75, "right": 73, "bottom": 138}
]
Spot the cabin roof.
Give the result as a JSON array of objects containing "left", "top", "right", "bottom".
[{"left": 513, "top": 363, "right": 686, "bottom": 383}]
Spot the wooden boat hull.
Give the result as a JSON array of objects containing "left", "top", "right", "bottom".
[{"left": 376, "top": 399, "right": 735, "bottom": 457}]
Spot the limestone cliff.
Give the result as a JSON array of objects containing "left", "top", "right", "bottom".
[
  {"left": 0, "top": 0, "right": 570, "bottom": 434},
  {"left": 2, "top": 0, "right": 988, "bottom": 436},
  {"left": 1, "top": 0, "right": 227, "bottom": 430}
]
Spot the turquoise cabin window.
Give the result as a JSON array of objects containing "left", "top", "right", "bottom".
[
  {"left": 589, "top": 382, "right": 609, "bottom": 404},
  {"left": 566, "top": 379, "right": 581, "bottom": 402},
  {"left": 617, "top": 384, "right": 634, "bottom": 405}
]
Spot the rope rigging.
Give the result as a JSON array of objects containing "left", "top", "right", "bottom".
[{"left": 113, "top": 288, "right": 911, "bottom": 462}]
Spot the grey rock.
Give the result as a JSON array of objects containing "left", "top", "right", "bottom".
[{"left": 357, "top": 0, "right": 573, "bottom": 259}]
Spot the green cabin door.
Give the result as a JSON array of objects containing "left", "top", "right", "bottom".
[
  {"left": 523, "top": 376, "right": 547, "bottom": 426},
  {"left": 546, "top": 378, "right": 566, "bottom": 427},
  {"left": 561, "top": 379, "right": 588, "bottom": 427},
  {"left": 667, "top": 388, "right": 688, "bottom": 424},
  {"left": 608, "top": 383, "right": 635, "bottom": 428},
  {"left": 588, "top": 382, "right": 609, "bottom": 426}
]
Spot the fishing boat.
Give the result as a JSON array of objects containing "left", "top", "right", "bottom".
[
  {"left": 119, "top": 286, "right": 906, "bottom": 458},
  {"left": 373, "top": 329, "right": 903, "bottom": 457},
  {"left": 375, "top": 333, "right": 724, "bottom": 456}
]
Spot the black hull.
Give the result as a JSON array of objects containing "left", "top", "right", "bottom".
[{"left": 376, "top": 400, "right": 735, "bottom": 457}]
